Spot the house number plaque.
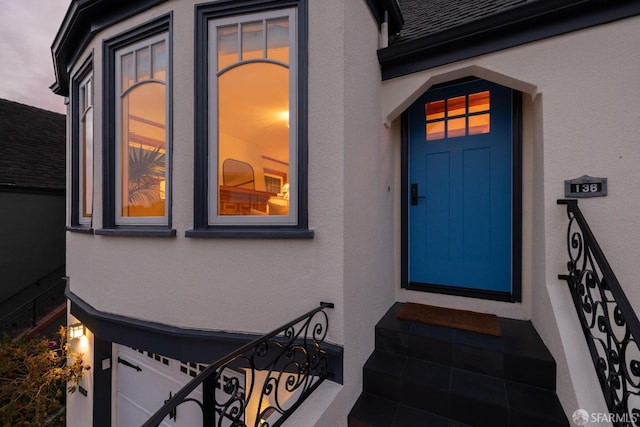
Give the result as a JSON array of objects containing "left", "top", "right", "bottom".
[{"left": 564, "top": 175, "right": 607, "bottom": 198}]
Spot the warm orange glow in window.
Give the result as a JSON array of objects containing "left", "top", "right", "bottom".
[
  {"left": 447, "top": 96, "right": 466, "bottom": 117},
  {"left": 80, "top": 75, "right": 93, "bottom": 220},
  {"left": 469, "top": 113, "right": 490, "bottom": 135},
  {"left": 216, "top": 13, "right": 291, "bottom": 218},
  {"left": 447, "top": 117, "right": 466, "bottom": 138},
  {"left": 425, "top": 100, "right": 444, "bottom": 120},
  {"left": 469, "top": 91, "right": 490, "bottom": 113},
  {"left": 426, "top": 122, "right": 445, "bottom": 141},
  {"left": 121, "top": 82, "right": 166, "bottom": 218},
  {"left": 425, "top": 90, "right": 491, "bottom": 141},
  {"left": 119, "top": 39, "right": 167, "bottom": 219}
]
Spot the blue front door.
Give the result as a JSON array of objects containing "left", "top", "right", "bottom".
[{"left": 408, "top": 79, "right": 513, "bottom": 294}]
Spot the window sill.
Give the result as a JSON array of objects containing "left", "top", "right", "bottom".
[
  {"left": 67, "top": 225, "right": 94, "bottom": 234},
  {"left": 186, "top": 227, "right": 314, "bottom": 239},
  {"left": 95, "top": 227, "right": 176, "bottom": 237}
]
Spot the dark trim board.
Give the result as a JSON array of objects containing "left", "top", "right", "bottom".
[
  {"left": 65, "top": 281, "right": 344, "bottom": 383},
  {"left": 405, "top": 282, "right": 517, "bottom": 303}
]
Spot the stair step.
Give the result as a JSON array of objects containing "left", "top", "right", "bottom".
[
  {"left": 360, "top": 350, "right": 568, "bottom": 427},
  {"left": 375, "top": 302, "right": 556, "bottom": 390},
  {"left": 350, "top": 303, "right": 570, "bottom": 426},
  {"left": 348, "top": 392, "right": 472, "bottom": 427}
]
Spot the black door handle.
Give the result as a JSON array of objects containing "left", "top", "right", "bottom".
[
  {"left": 411, "top": 183, "right": 426, "bottom": 206},
  {"left": 118, "top": 357, "right": 142, "bottom": 372}
]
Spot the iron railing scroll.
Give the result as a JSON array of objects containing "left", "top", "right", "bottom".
[
  {"left": 142, "top": 302, "right": 334, "bottom": 427},
  {"left": 558, "top": 199, "right": 640, "bottom": 426}
]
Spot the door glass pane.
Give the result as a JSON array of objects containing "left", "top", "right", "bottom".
[
  {"left": 469, "top": 113, "right": 490, "bottom": 135},
  {"left": 468, "top": 91, "right": 490, "bottom": 113},
  {"left": 447, "top": 96, "right": 466, "bottom": 117},
  {"left": 426, "top": 100, "right": 445, "bottom": 120},
  {"left": 121, "top": 82, "right": 166, "bottom": 217},
  {"left": 218, "top": 62, "right": 289, "bottom": 216},
  {"left": 447, "top": 117, "right": 466, "bottom": 138},
  {"left": 426, "top": 121, "right": 445, "bottom": 141}
]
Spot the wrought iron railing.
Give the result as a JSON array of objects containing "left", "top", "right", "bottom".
[
  {"left": 142, "top": 302, "right": 334, "bottom": 427},
  {"left": 0, "top": 272, "right": 66, "bottom": 338},
  {"left": 558, "top": 199, "right": 640, "bottom": 426}
]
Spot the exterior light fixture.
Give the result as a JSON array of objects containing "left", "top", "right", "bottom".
[{"left": 69, "top": 323, "right": 86, "bottom": 340}]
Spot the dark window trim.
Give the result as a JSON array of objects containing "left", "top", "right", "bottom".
[
  {"left": 401, "top": 79, "right": 522, "bottom": 303},
  {"left": 378, "top": 0, "right": 640, "bottom": 80},
  {"left": 69, "top": 52, "right": 94, "bottom": 234},
  {"left": 189, "top": 0, "right": 313, "bottom": 239},
  {"left": 65, "top": 279, "right": 343, "bottom": 383},
  {"left": 100, "top": 13, "right": 175, "bottom": 237}
]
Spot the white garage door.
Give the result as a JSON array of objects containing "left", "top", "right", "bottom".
[{"left": 116, "top": 346, "right": 205, "bottom": 427}]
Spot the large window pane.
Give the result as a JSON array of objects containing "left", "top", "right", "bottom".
[
  {"left": 116, "top": 33, "right": 168, "bottom": 225},
  {"left": 82, "top": 104, "right": 93, "bottom": 218},
  {"left": 218, "top": 62, "right": 289, "bottom": 216},
  {"left": 121, "top": 82, "right": 166, "bottom": 218},
  {"left": 80, "top": 73, "right": 93, "bottom": 223}
]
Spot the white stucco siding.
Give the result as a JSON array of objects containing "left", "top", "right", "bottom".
[{"left": 65, "top": 0, "right": 350, "bottom": 345}]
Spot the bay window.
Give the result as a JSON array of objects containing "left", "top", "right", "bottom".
[
  {"left": 116, "top": 34, "right": 168, "bottom": 224},
  {"left": 100, "top": 15, "right": 174, "bottom": 235},
  {"left": 191, "top": 0, "right": 311, "bottom": 237}
]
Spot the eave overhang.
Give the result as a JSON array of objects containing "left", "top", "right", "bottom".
[
  {"left": 378, "top": 0, "right": 640, "bottom": 81},
  {"left": 51, "top": 0, "right": 168, "bottom": 97}
]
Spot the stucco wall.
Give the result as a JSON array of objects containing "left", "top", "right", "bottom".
[
  {"left": 382, "top": 14, "right": 640, "bottom": 419},
  {"left": 0, "top": 191, "right": 65, "bottom": 302}
]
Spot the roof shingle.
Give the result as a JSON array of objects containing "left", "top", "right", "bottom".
[
  {"left": 395, "top": 0, "right": 528, "bottom": 42},
  {"left": 0, "top": 99, "right": 66, "bottom": 190}
]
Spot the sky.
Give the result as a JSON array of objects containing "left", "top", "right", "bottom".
[{"left": 0, "top": 0, "right": 71, "bottom": 114}]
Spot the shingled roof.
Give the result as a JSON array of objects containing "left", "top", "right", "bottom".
[
  {"left": 0, "top": 99, "right": 66, "bottom": 191},
  {"left": 395, "top": 0, "right": 527, "bottom": 42},
  {"left": 379, "top": 0, "right": 640, "bottom": 80}
]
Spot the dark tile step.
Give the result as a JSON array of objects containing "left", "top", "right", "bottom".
[
  {"left": 348, "top": 392, "right": 472, "bottom": 427},
  {"left": 361, "top": 351, "right": 569, "bottom": 427},
  {"left": 375, "top": 303, "right": 557, "bottom": 389}
]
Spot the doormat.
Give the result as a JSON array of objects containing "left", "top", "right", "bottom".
[{"left": 396, "top": 302, "right": 502, "bottom": 336}]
